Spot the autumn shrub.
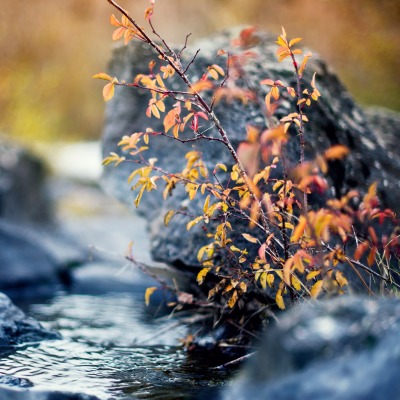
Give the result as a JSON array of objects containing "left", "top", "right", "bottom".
[{"left": 96, "top": 1, "right": 400, "bottom": 337}]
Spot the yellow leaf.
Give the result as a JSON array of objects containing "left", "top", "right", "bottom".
[
  {"left": 203, "top": 195, "right": 211, "bottom": 214},
  {"left": 228, "top": 290, "right": 238, "bottom": 308},
  {"left": 231, "top": 170, "right": 239, "bottom": 181},
  {"left": 242, "top": 233, "right": 258, "bottom": 244},
  {"left": 156, "top": 99, "right": 166, "bottom": 112},
  {"left": 187, "top": 216, "right": 203, "bottom": 231},
  {"left": 335, "top": 271, "right": 348, "bottom": 288},
  {"left": 134, "top": 186, "right": 146, "bottom": 208},
  {"left": 299, "top": 52, "right": 312, "bottom": 78},
  {"left": 276, "top": 289, "right": 285, "bottom": 310},
  {"left": 151, "top": 104, "right": 160, "bottom": 119},
  {"left": 127, "top": 169, "right": 141, "bottom": 184},
  {"left": 273, "top": 180, "right": 284, "bottom": 192},
  {"left": 239, "top": 282, "right": 247, "bottom": 293},
  {"left": 103, "top": 82, "right": 115, "bottom": 102},
  {"left": 189, "top": 186, "right": 198, "bottom": 200},
  {"left": 310, "top": 280, "right": 323, "bottom": 299},
  {"left": 155, "top": 74, "right": 165, "bottom": 88},
  {"left": 278, "top": 222, "right": 294, "bottom": 230},
  {"left": 211, "top": 64, "right": 225, "bottom": 77},
  {"left": 93, "top": 72, "right": 113, "bottom": 81},
  {"left": 291, "top": 216, "right": 307, "bottom": 242},
  {"left": 173, "top": 124, "right": 180, "bottom": 138},
  {"left": 208, "top": 68, "right": 218, "bottom": 80},
  {"left": 102, "top": 152, "right": 126, "bottom": 166},
  {"left": 260, "top": 271, "right": 267, "bottom": 289},
  {"left": 197, "top": 267, "right": 211, "bottom": 284},
  {"left": 291, "top": 275, "right": 302, "bottom": 291},
  {"left": 164, "top": 210, "right": 176, "bottom": 227},
  {"left": 306, "top": 270, "right": 321, "bottom": 280},
  {"left": 145, "top": 287, "right": 157, "bottom": 306},
  {"left": 267, "top": 273, "right": 275, "bottom": 287},
  {"left": 215, "top": 163, "right": 227, "bottom": 172},
  {"left": 289, "top": 37, "right": 302, "bottom": 47},
  {"left": 230, "top": 245, "right": 242, "bottom": 252}
]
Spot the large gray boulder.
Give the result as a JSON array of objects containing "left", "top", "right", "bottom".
[
  {"left": 102, "top": 28, "right": 400, "bottom": 270},
  {"left": 223, "top": 296, "right": 400, "bottom": 400}
]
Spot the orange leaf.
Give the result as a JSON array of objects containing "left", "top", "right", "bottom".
[
  {"left": 354, "top": 242, "right": 368, "bottom": 261},
  {"left": 291, "top": 216, "right": 307, "bottom": 242},
  {"left": 283, "top": 257, "right": 294, "bottom": 286},
  {"left": 289, "top": 38, "right": 302, "bottom": 47},
  {"left": 242, "top": 233, "right": 258, "bottom": 244},
  {"left": 190, "top": 80, "right": 213, "bottom": 93},
  {"left": 103, "top": 82, "right": 115, "bottom": 102},
  {"left": 367, "top": 246, "right": 377, "bottom": 266},
  {"left": 110, "top": 14, "right": 120, "bottom": 27},
  {"left": 228, "top": 290, "right": 239, "bottom": 308},
  {"left": 237, "top": 142, "right": 260, "bottom": 178},
  {"left": 260, "top": 78, "right": 275, "bottom": 86},
  {"left": 261, "top": 125, "right": 287, "bottom": 143},
  {"left": 324, "top": 145, "right": 350, "bottom": 160}
]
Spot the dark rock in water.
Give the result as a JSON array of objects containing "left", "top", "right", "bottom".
[
  {"left": 0, "top": 292, "right": 60, "bottom": 349},
  {"left": 223, "top": 296, "right": 400, "bottom": 400},
  {"left": 102, "top": 28, "right": 400, "bottom": 270},
  {"left": 0, "top": 221, "right": 59, "bottom": 293},
  {"left": 0, "top": 138, "right": 52, "bottom": 224},
  {"left": 0, "top": 374, "right": 33, "bottom": 388},
  {"left": 0, "top": 385, "right": 102, "bottom": 400},
  {"left": 0, "top": 220, "right": 85, "bottom": 298}
]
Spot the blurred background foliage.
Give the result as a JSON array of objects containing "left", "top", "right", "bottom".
[{"left": 1, "top": 0, "right": 399, "bottom": 142}]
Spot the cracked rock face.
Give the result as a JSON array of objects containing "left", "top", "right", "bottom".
[{"left": 102, "top": 27, "right": 400, "bottom": 269}]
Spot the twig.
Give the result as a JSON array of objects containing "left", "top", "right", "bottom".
[{"left": 212, "top": 351, "right": 256, "bottom": 370}]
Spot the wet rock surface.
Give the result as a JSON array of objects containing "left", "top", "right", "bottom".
[
  {"left": 223, "top": 296, "right": 400, "bottom": 400},
  {"left": 102, "top": 28, "right": 400, "bottom": 271},
  {"left": 0, "top": 292, "right": 60, "bottom": 349}
]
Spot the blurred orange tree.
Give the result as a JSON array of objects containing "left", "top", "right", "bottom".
[{"left": 1, "top": 0, "right": 399, "bottom": 142}]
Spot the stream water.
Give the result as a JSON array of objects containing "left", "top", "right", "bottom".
[
  {"left": 0, "top": 159, "right": 234, "bottom": 399},
  {"left": 0, "top": 288, "right": 232, "bottom": 399}
]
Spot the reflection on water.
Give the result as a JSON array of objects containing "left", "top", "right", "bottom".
[{"left": 0, "top": 292, "right": 230, "bottom": 399}]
